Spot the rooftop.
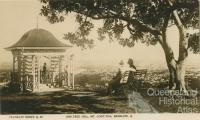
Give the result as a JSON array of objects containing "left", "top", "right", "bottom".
[{"left": 6, "top": 28, "right": 72, "bottom": 50}]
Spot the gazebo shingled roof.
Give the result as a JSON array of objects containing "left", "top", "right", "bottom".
[{"left": 6, "top": 28, "right": 72, "bottom": 50}]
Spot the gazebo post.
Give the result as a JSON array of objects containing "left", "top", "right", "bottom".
[
  {"left": 36, "top": 55, "right": 41, "bottom": 91},
  {"left": 13, "top": 56, "right": 15, "bottom": 72},
  {"left": 67, "top": 55, "right": 70, "bottom": 87},
  {"left": 32, "top": 55, "right": 36, "bottom": 92},
  {"left": 38, "top": 56, "right": 41, "bottom": 91},
  {"left": 58, "top": 56, "right": 61, "bottom": 85},
  {"left": 17, "top": 51, "right": 23, "bottom": 91},
  {"left": 50, "top": 56, "right": 53, "bottom": 85},
  {"left": 59, "top": 55, "right": 64, "bottom": 86},
  {"left": 22, "top": 54, "right": 26, "bottom": 92},
  {"left": 50, "top": 56, "right": 56, "bottom": 86},
  {"left": 70, "top": 54, "right": 74, "bottom": 90}
]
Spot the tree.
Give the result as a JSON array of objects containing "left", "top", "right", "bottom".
[{"left": 40, "top": 0, "right": 199, "bottom": 94}]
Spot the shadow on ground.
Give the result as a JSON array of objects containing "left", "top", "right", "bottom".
[{"left": 0, "top": 90, "right": 135, "bottom": 114}]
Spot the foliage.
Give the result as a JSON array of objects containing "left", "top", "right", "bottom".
[
  {"left": 40, "top": 0, "right": 199, "bottom": 52},
  {"left": 188, "top": 32, "right": 200, "bottom": 54}
]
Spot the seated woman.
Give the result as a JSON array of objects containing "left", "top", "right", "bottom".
[
  {"left": 107, "top": 60, "right": 124, "bottom": 95},
  {"left": 107, "top": 59, "right": 137, "bottom": 95},
  {"left": 119, "top": 58, "right": 136, "bottom": 84}
]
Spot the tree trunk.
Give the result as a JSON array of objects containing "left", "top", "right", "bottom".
[
  {"left": 162, "top": 40, "right": 188, "bottom": 93},
  {"left": 162, "top": 41, "right": 178, "bottom": 90},
  {"left": 176, "top": 61, "right": 187, "bottom": 92},
  {"left": 176, "top": 27, "right": 188, "bottom": 94},
  {"left": 167, "top": 63, "right": 177, "bottom": 89},
  {"left": 158, "top": 0, "right": 189, "bottom": 94},
  {"left": 160, "top": 23, "right": 178, "bottom": 90},
  {"left": 161, "top": 30, "right": 188, "bottom": 93},
  {"left": 163, "top": 0, "right": 189, "bottom": 94}
]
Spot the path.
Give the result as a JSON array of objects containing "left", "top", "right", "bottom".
[{"left": 128, "top": 91, "right": 158, "bottom": 113}]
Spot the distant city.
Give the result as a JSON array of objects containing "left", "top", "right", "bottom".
[{"left": 1, "top": 59, "right": 200, "bottom": 73}]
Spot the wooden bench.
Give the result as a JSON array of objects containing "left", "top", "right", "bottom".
[
  {"left": 107, "top": 69, "right": 148, "bottom": 96},
  {"left": 120, "top": 69, "right": 148, "bottom": 83},
  {"left": 120, "top": 69, "right": 148, "bottom": 94}
]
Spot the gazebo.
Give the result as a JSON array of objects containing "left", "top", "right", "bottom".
[{"left": 6, "top": 28, "right": 74, "bottom": 92}]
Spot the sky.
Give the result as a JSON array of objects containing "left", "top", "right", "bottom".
[{"left": 0, "top": 0, "right": 199, "bottom": 70}]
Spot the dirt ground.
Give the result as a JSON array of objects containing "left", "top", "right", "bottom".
[{"left": 0, "top": 90, "right": 135, "bottom": 114}]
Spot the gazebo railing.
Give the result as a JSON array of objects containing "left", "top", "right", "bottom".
[
  {"left": 23, "top": 74, "right": 33, "bottom": 92},
  {"left": 10, "top": 72, "right": 34, "bottom": 92},
  {"left": 40, "top": 71, "right": 67, "bottom": 88},
  {"left": 10, "top": 70, "right": 68, "bottom": 92}
]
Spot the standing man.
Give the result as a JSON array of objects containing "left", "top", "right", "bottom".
[{"left": 42, "top": 62, "right": 47, "bottom": 83}]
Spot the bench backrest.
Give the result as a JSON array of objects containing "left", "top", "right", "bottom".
[
  {"left": 120, "top": 69, "right": 148, "bottom": 84},
  {"left": 120, "top": 71, "right": 130, "bottom": 84},
  {"left": 134, "top": 69, "right": 147, "bottom": 75},
  {"left": 133, "top": 69, "right": 147, "bottom": 80}
]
